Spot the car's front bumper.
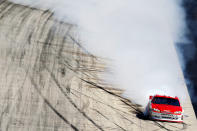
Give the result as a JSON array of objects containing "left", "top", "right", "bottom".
[{"left": 150, "top": 112, "right": 183, "bottom": 122}]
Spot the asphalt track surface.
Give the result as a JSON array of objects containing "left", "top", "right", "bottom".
[{"left": 0, "top": 0, "right": 196, "bottom": 130}]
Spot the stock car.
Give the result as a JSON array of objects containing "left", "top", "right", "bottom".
[{"left": 146, "top": 94, "right": 183, "bottom": 122}]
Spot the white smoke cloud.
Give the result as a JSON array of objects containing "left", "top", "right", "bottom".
[{"left": 9, "top": 0, "right": 188, "bottom": 106}]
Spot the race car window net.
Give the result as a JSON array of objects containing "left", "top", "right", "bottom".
[{"left": 152, "top": 97, "right": 180, "bottom": 106}]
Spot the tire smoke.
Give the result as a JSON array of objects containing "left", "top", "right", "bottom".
[{"left": 9, "top": 0, "right": 188, "bottom": 106}]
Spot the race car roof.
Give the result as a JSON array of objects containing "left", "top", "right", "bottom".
[{"left": 153, "top": 94, "right": 179, "bottom": 100}]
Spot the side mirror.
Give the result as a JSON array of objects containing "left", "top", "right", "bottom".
[{"left": 149, "top": 96, "right": 153, "bottom": 100}]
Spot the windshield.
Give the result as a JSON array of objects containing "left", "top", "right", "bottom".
[{"left": 152, "top": 97, "right": 180, "bottom": 106}]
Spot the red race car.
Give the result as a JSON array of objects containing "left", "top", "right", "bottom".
[{"left": 146, "top": 94, "right": 183, "bottom": 122}]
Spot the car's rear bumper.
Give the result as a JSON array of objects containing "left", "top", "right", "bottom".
[{"left": 150, "top": 112, "right": 183, "bottom": 122}]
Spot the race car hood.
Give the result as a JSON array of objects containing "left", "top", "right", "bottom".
[{"left": 151, "top": 103, "right": 182, "bottom": 113}]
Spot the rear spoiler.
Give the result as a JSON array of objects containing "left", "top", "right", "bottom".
[{"left": 149, "top": 96, "right": 153, "bottom": 100}]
